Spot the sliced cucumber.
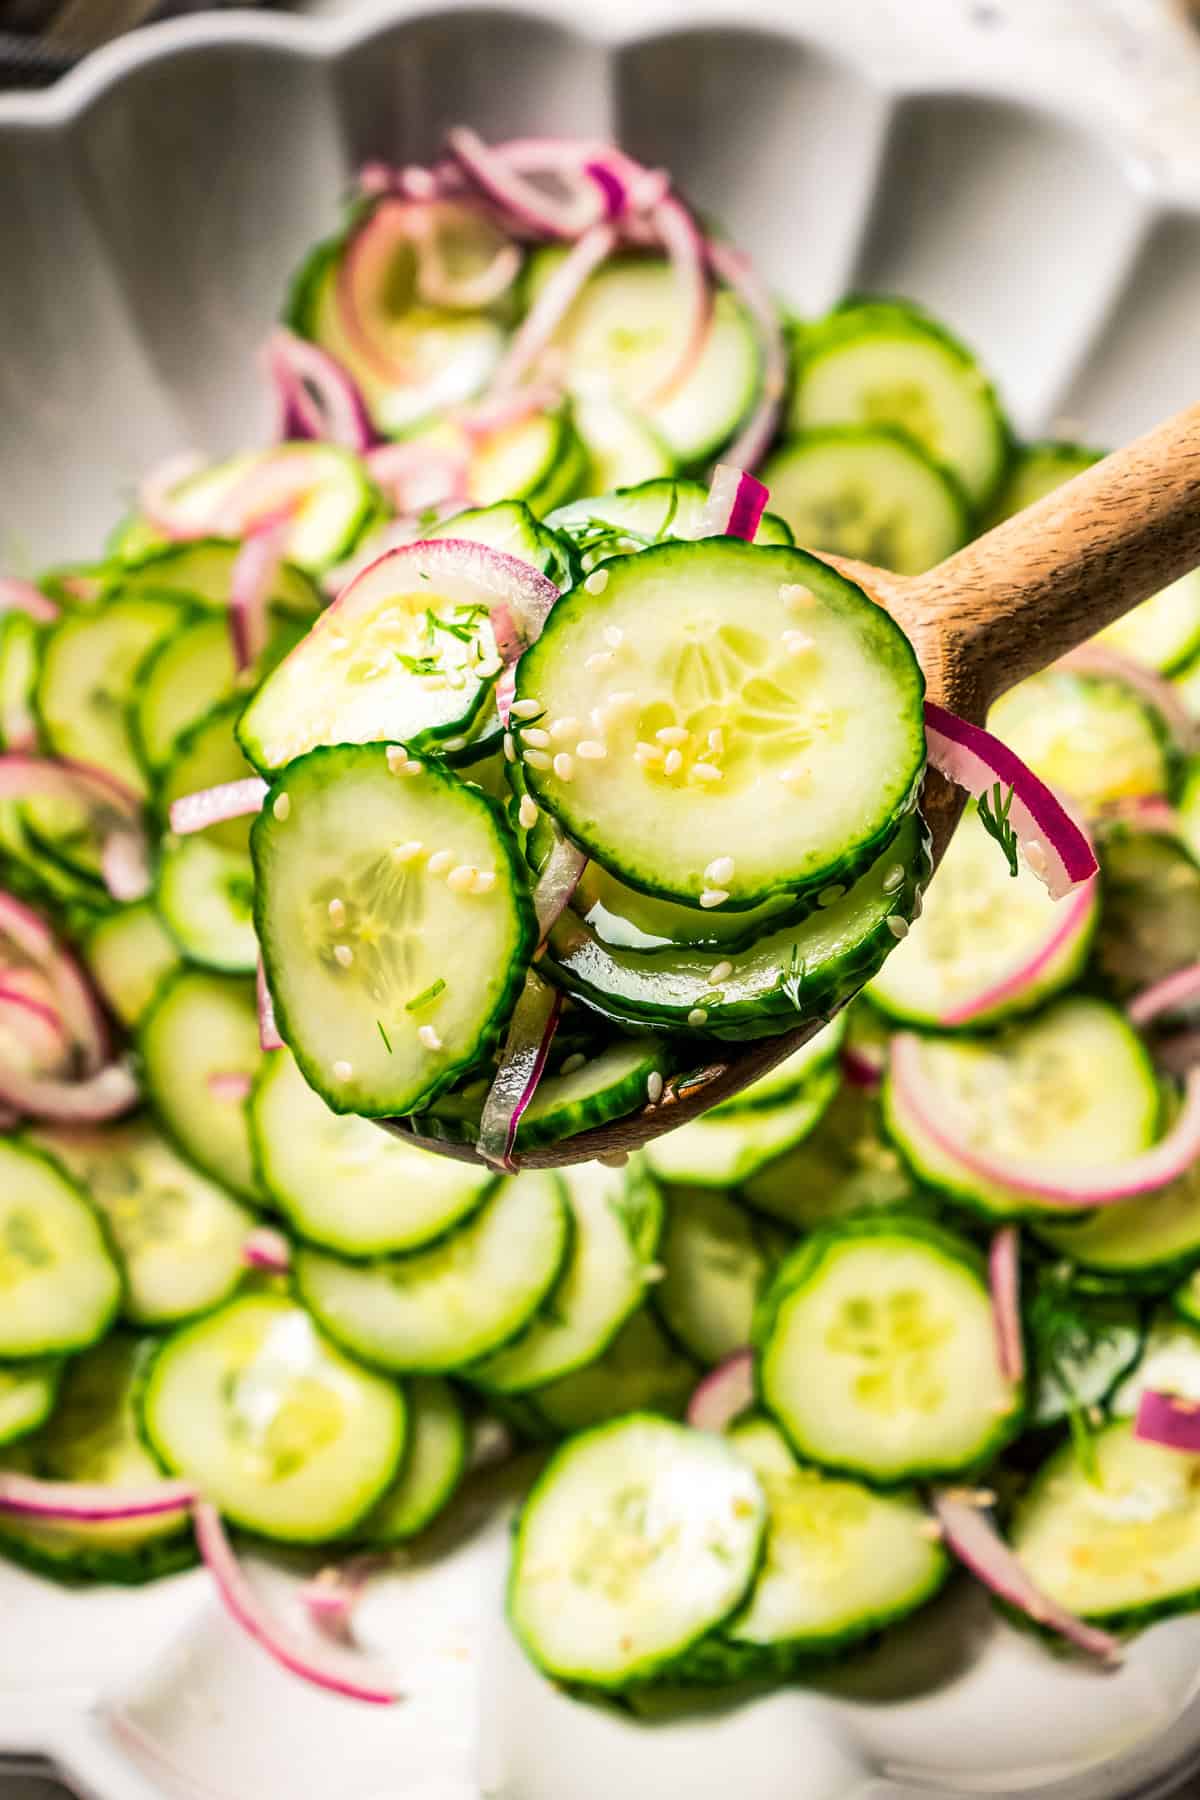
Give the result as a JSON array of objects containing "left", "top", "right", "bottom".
[
  {"left": 742, "top": 1081, "right": 924, "bottom": 1231},
  {"left": 655, "top": 1184, "right": 785, "bottom": 1365},
  {"left": 0, "top": 1360, "right": 62, "bottom": 1447},
  {"left": 141, "top": 1292, "right": 406, "bottom": 1542},
  {"left": 1011, "top": 1421, "right": 1200, "bottom": 1628},
  {"left": 156, "top": 837, "right": 257, "bottom": 974},
  {"left": 883, "top": 997, "right": 1161, "bottom": 1220},
  {"left": 529, "top": 1306, "right": 696, "bottom": 1435},
  {"left": 251, "top": 1048, "right": 495, "bottom": 1255},
  {"left": 252, "top": 745, "right": 533, "bottom": 1116},
  {"left": 0, "top": 1140, "right": 120, "bottom": 1358},
  {"left": 430, "top": 498, "right": 571, "bottom": 586},
  {"left": 546, "top": 476, "right": 791, "bottom": 578},
  {"left": 982, "top": 440, "right": 1101, "bottom": 528},
  {"left": 133, "top": 609, "right": 305, "bottom": 777},
  {"left": 1109, "top": 1314, "right": 1200, "bottom": 1417},
  {"left": 0, "top": 1335, "right": 194, "bottom": 1586},
  {"left": 470, "top": 408, "right": 586, "bottom": 515},
  {"left": 988, "top": 670, "right": 1172, "bottom": 813},
  {"left": 30, "top": 1118, "right": 252, "bottom": 1327},
  {"left": 0, "top": 611, "right": 41, "bottom": 751},
  {"left": 160, "top": 699, "right": 258, "bottom": 854},
  {"left": 516, "top": 539, "right": 925, "bottom": 911},
  {"left": 469, "top": 1159, "right": 663, "bottom": 1393},
  {"left": 758, "top": 1216, "right": 1022, "bottom": 1485},
  {"left": 546, "top": 810, "right": 928, "bottom": 1039},
  {"left": 37, "top": 594, "right": 180, "bottom": 794},
  {"left": 710, "top": 1015, "right": 846, "bottom": 1114},
  {"left": 761, "top": 427, "right": 969, "bottom": 575},
  {"left": 868, "top": 800, "right": 1098, "bottom": 1028},
  {"left": 140, "top": 969, "right": 263, "bottom": 1200},
  {"left": 1093, "top": 827, "right": 1200, "bottom": 1000},
  {"left": 565, "top": 848, "right": 803, "bottom": 956},
  {"left": 111, "top": 538, "right": 321, "bottom": 619},
  {"left": 294, "top": 1171, "right": 569, "bottom": 1373},
  {"left": 789, "top": 299, "right": 1009, "bottom": 507},
  {"left": 573, "top": 394, "right": 675, "bottom": 494},
  {"left": 508, "top": 1414, "right": 766, "bottom": 1689},
  {"left": 83, "top": 901, "right": 180, "bottom": 1029},
  {"left": 1096, "top": 570, "right": 1200, "bottom": 675},
  {"left": 644, "top": 1067, "right": 840, "bottom": 1188},
  {"left": 1033, "top": 1150, "right": 1200, "bottom": 1284},
  {"left": 515, "top": 1034, "right": 669, "bottom": 1150},
  {"left": 354, "top": 1375, "right": 467, "bottom": 1544}
]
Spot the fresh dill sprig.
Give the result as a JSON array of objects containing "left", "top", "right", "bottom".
[
  {"left": 775, "top": 943, "right": 806, "bottom": 1011},
  {"left": 423, "top": 608, "right": 475, "bottom": 645},
  {"left": 395, "top": 652, "right": 442, "bottom": 676},
  {"left": 977, "top": 781, "right": 1020, "bottom": 878},
  {"left": 376, "top": 1020, "right": 393, "bottom": 1054},
  {"left": 405, "top": 978, "right": 447, "bottom": 1012},
  {"left": 653, "top": 489, "right": 681, "bottom": 543}
]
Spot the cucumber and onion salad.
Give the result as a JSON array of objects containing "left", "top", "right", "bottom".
[{"left": 0, "top": 124, "right": 1197, "bottom": 1718}]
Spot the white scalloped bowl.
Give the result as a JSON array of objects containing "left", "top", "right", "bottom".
[{"left": 3, "top": 6, "right": 1200, "bottom": 1798}]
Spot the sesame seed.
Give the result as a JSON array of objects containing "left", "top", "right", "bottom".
[
  {"left": 656, "top": 726, "right": 688, "bottom": 746},
  {"left": 333, "top": 1060, "right": 353, "bottom": 1081},
  {"left": 780, "top": 582, "right": 815, "bottom": 610},
  {"left": 707, "top": 728, "right": 725, "bottom": 753},
  {"left": 602, "top": 624, "right": 623, "bottom": 647},
  {"left": 327, "top": 898, "right": 346, "bottom": 926},
  {"left": 585, "top": 569, "right": 610, "bottom": 595},
  {"left": 447, "top": 864, "right": 478, "bottom": 892},
  {"left": 700, "top": 889, "right": 729, "bottom": 909},
  {"left": 472, "top": 871, "right": 497, "bottom": 895},
  {"left": 663, "top": 748, "right": 684, "bottom": 776},
  {"left": 692, "top": 763, "right": 723, "bottom": 783},
  {"left": 687, "top": 1008, "right": 709, "bottom": 1027},
  {"left": 598, "top": 1151, "right": 628, "bottom": 1168},
  {"left": 783, "top": 629, "right": 815, "bottom": 655},
  {"left": 710, "top": 961, "right": 733, "bottom": 984},
  {"left": 882, "top": 864, "right": 906, "bottom": 893},
  {"left": 522, "top": 727, "right": 551, "bottom": 749},
  {"left": 518, "top": 796, "right": 539, "bottom": 830},
  {"left": 585, "top": 651, "right": 614, "bottom": 672},
  {"left": 576, "top": 739, "right": 607, "bottom": 760},
  {"left": 524, "top": 749, "right": 552, "bottom": 770},
  {"left": 511, "top": 698, "right": 542, "bottom": 720},
  {"left": 553, "top": 752, "right": 575, "bottom": 781},
  {"left": 646, "top": 1071, "right": 664, "bottom": 1103},
  {"left": 549, "top": 716, "right": 578, "bottom": 742},
  {"left": 427, "top": 850, "right": 454, "bottom": 875},
  {"left": 560, "top": 1052, "right": 587, "bottom": 1075},
  {"left": 503, "top": 733, "right": 516, "bottom": 763},
  {"left": 333, "top": 944, "right": 354, "bottom": 968},
  {"left": 705, "top": 856, "right": 735, "bottom": 885},
  {"left": 418, "top": 1025, "right": 443, "bottom": 1052},
  {"left": 272, "top": 792, "right": 291, "bottom": 821},
  {"left": 393, "top": 840, "right": 423, "bottom": 862},
  {"left": 634, "top": 747, "right": 663, "bottom": 770},
  {"left": 387, "top": 745, "right": 421, "bottom": 775},
  {"left": 886, "top": 915, "right": 910, "bottom": 939},
  {"left": 443, "top": 735, "right": 468, "bottom": 752},
  {"left": 606, "top": 690, "right": 636, "bottom": 713}
]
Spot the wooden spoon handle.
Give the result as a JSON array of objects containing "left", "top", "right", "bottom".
[{"left": 906, "top": 400, "right": 1200, "bottom": 709}]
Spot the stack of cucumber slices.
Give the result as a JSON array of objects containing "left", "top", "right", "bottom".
[{"left": 1, "top": 127, "right": 1200, "bottom": 1715}]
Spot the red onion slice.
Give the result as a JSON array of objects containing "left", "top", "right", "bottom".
[
  {"left": 1129, "top": 964, "right": 1200, "bottom": 1029},
  {"left": 0, "top": 889, "right": 109, "bottom": 1072},
  {"left": 841, "top": 1043, "right": 884, "bottom": 1090},
  {"left": 0, "top": 1057, "right": 138, "bottom": 1124},
  {"left": 939, "top": 871, "right": 1098, "bottom": 1029},
  {"left": 932, "top": 1491, "right": 1121, "bottom": 1664},
  {"left": 242, "top": 1226, "right": 291, "bottom": 1273},
  {"left": 890, "top": 1034, "right": 1200, "bottom": 1208},
  {"left": 1134, "top": 1388, "right": 1200, "bottom": 1454},
  {"left": 0, "top": 983, "right": 69, "bottom": 1072},
  {"left": 138, "top": 451, "right": 208, "bottom": 541},
  {"left": 489, "top": 222, "right": 617, "bottom": 393},
  {"left": 100, "top": 829, "right": 153, "bottom": 904},
  {"left": 230, "top": 516, "right": 292, "bottom": 674},
  {"left": 365, "top": 439, "right": 470, "bottom": 517},
  {"left": 989, "top": 1226, "right": 1024, "bottom": 1385},
  {"left": 193, "top": 1502, "right": 399, "bottom": 1705},
  {"left": 300, "top": 1554, "right": 387, "bottom": 1644},
  {"left": 0, "top": 577, "right": 58, "bottom": 623},
  {"left": 168, "top": 778, "right": 267, "bottom": 838},
  {"left": 1061, "top": 643, "right": 1197, "bottom": 752},
  {"left": 645, "top": 194, "right": 712, "bottom": 406},
  {"left": 687, "top": 1349, "right": 755, "bottom": 1433},
  {"left": 705, "top": 239, "right": 788, "bottom": 472},
  {"left": 0, "top": 1472, "right": 195, "bottom": 1523},
  {"left": 478, "top": 972, "right": 563, "bottom": 1171},
  {"left": 923, "top": 701, "right": 1098, "bottom": 899},
  {"left": 265, "top": 328, "right": 378, "bottom": 453},
  {"left": 534, "top": 833, "right": 588, "bottom": 944},
  {"left": 447, "top": 126, "right": 605, "bottom": 239},
  {"left": 700, "top": 464, "right": 769, "bottom": 541},
  {"left": 0, "top": 755, "right": 150, "bottom": 904},
  {"left": 257, "top": 957, "right": 284, "bottom": 1053}
]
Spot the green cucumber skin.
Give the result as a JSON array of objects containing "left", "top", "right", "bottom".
[
  {"left": 352, "top": 1377, "right": 469, "bottom": 1545},
  {"left": 754, "top": 1214, "right": 1026, "bottom": 1488},
  {"left": 104, "top": 538, "right": 323, "bottom": 619},
  {"left": 0, "top": 1364, "right": 63, "bottom": 1449},
  {"left": 512, "top": 1040, "right": 671, "bottom": 1151},
  {"left": 0, "top": 1526, "right": 199, "bottom": 1589}
]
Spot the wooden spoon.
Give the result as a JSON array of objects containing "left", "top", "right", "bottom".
[{"left": 393, "top": 402, "right": 1200, "bottom": 1169}]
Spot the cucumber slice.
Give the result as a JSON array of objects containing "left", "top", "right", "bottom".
[
  {"left": 988, "top": 670, "right": 1172, "bottom": 812},
  {"left": 644, "top": 1067, "right": 840, "bottom": 1187},
  {"left": 883, "top": 996, "right": 1161, "bottom": 1221},
  {"left": 567, "top": 849, "right": 803, "bottom": 956},
  {"left": 705, "top": 1417, "right": 948, "bottom": 1670},
  {"left": 528, "top": 1306, "right": 695, "bottom": 1435},
  {"left": 0, "top": 1141, "right": 120, "bottom": 1357},
  {"left": 546, "top": 810, "right": 928, "bottom": 1039},
  {"left": 251, "top": 1048, "right": 495, "bottom": 1256},
  {"left": 516, "top": 539, "right": 924, "bottom": 910},
  {"left": 0, "top": 1360, "right": 61, "bottom": 1447},
  {"left": 30, "top": 1118, "right": 252, "bottom": 1327},
  {"left": 0, "top": 1335, "right": 194, "bottom": 1586},
  {"left": 508, "top": 1414, "right": 766, "bottom": 1690},
  {"left": 531, "top": 252, "right": 761, "bottom": 463},
  {"left": 982, "top": 440, "right": 1101, "bottom": 528},
  {"left": 740, "top": 1082, "right": 926, "bottom": 1231},
  {"left": 868, "top": 801, "right": 1098, "bottom": 1028},
  {"left": 1025, "top": 1278, "right": 1142, "bottom": 1431},
  {"left": 141, "top": 1292, "right": 407, "bottom": 1542},
  {"left": 156, "top": 837, "right": 257, "bottom": 974},
  {"left": 1011, "top": 1421, "right": 1200, "bottom": 1628},
  {"left": 655, "top": 1184, "right": 785, "bottom": 1365},
  {"left": 1093, "top": 827, "right": 1200, "bottom": 1000},
  {"left": 1032, "top": 1151, "right": 1200, "bottom": 1284},
  {"left": 710, "top": 1015, "right": 846, "bottom": 1114},
  {"left": 469, "top": 1159, "right": 663, "bottom": 1393},
  {"left": 514, "top": 1034, "right": 669, "bottom": 1150},
  {"left": 789, "top": 300, "right": 1009, "bottom": 507},
  {"left": 111, "top": 538, "right": 322, "bottom": 619},
  {"left": 160, "top": 699, "right": 258, "bottom": 854},
  {"left": 294, "top": 1171, "right": 569, "bottom": 1372},
  {"left": 134, "top": 610, "right": 306, "bottom": 776},
  {"left": 470, "top": 409, "right": 584, "bottom": 514},
  {"left": 0, "top": 611, "right": 41, "bottom": 751},
  {"left": 140, "top": 969, "right": 263, "bottom": 1200},
  {"left": 430, "top": 499, "right": 571, "bottom": 586},
  {"left": 83, "top": 901, "right": 180, "bottom": 1028},
  {"left": 573, "top": 394, "right": 675, "bottom": 494},
  {"left": 1095, "top": 570, "right": 1200, "bottom": 675},
  {"left": 1109, "top": 1314, "right": 1200, "bottom": 1417},
  {"left": 354, "top": 1375, "right": 467, "bottom": 1544},
  {"left": 37, "top": 594, "right": 180, "bottom": 794},
  {"left": 547, "top": 477, "right": 791, "bottom": 578},
  {"left": 761, "top": 428, "right": 969, "bottom": 576},
  {"left": 757, "top": 1216, "right": 1022, "bottom": 1485},
  {"left": 252, "top": 745, "right": 533, "bottom": 1117}
]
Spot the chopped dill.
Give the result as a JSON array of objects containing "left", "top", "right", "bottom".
[
  {"left": 978, "top": 781, "right": 1020, "bottom": 878},
  {"left": 405, "top": 978, "right": 447, "bottom": 1012}
]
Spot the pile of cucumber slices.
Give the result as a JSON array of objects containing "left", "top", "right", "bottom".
[{"left": 1, "top": 129, "right": 1199, "bottom": 1708}]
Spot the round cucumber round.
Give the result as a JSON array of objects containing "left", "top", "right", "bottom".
[
  {"left": 528, "top": 1306, "right": 696, "bottom": 1436},
  {"left": 655, "top": 1184, "right": 785, "bottom": 1366},
  {"left": 159, "top": 698, "right": 259, "bottom": 854},
  {"left": 110, "top": 538, "right": 322, "bottom": 618},
  {"left": 1093, "top": 826, "right": 1200, "bottom": 1001},
  {"left": 354, "top": 1375, "right": 467, "bottom": 1544},
  {"left": 742, "top": 1080, "right": 926, "bottom": 1231},
  {"left": 139, "top": 969, "right": 263, "bottom": 1201},
  {"left": 546, "top": 477, "right": 792, "bottom": 580},
  {"left": 37, "top": 593, "right": 181, "bottom": 796},
  {"left": 155, "top": 837, "right": 258, "bottom": 974},
  {"left": 0, "top": 1360, "right": 62, "bottom": 1448},
  {"left": 1032, "top": 1152, "right": 1200, "bottom": 1286},
  {"left": 644, "top": 1067, "right": 840, "bottom": 1188},
  {"left": 84, "top": 902, "right": 180, "bottom": 1030},
  {"left": 988, "top": 670, "right": 1172, "bottom": 813},
  {"left": 0, "top": 1140, "right": 121, "bottom": 1358}
]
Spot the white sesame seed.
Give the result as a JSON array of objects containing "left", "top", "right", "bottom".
[
  {"left": 393, "top": 840, "right": 423, "bottom": 862},
  {"left": 585, "top": 650, "right": 614, "bottom": 672},
  {"left": 881, "top": 864, "right": 906, "bottom": 893},
  {"left": 700, "top": 889, "right": 729, "bottom": 909},
  {"left": 472, "top": 871, "right": 497, "bottom": 895},
  {"left": 707, "top": 728, "right": 725, "bottom": 753},
  {"left": 710, "top": 961, "right": 733, "bottom": 984},
  {"left": 443, "top": 735, "right": 468, "bottom": 752},
  {"left": 886, "top": 915, "right": 910, "bottom": 939},
  {"left": 553, "top": 752, "right": 575, "bottom": 782},
  {"left": 692, "top": 763, "right": 723, "bottom": 783},
  {"left": 333, "top": 1060, "right": 353, "bottom": 1081},
  {"left": 705, "top": 856, "right": 735, "bottom": 885},
  {"left": 427, "top": 850, "right": 454, "bottom": 875},
  {"left": 418, "top": 1025, "right": 443, "bottom": 1052},
  {"left": 783, "top": 629, "right": 815, "bottom": 655},
  {"left": 687, "top": 1008, "right": 709, "bottom": 1027},
  {"left": 503, "top": 733, "right": 516, "bottom": 763},
  {"left": 333, "top": 944, "right": 354, "bottom": 968},
  {"left": 511, "top": 698, "right": 542, "bottom": 720},
  {"left": 585, "top": 569, "right": 610, "bottom": 594},
  {"left": 602, "top": 624, "right": 623, "bottom": 647},
  {"left": 606, "top": 690, "right": 636, "bottom": 713},
  {"left": 780, "top": 582, "right": 815, "bottom": 610},
  {"left": 646, "top": 1071, "right": 664, "bottom": 1103},
  {"left": 575, "top": 739, "right": 607, "bottom": 761},
  {"left": 327, "top": 898, "right": 346, "bottom": 927},
  {"left": 549, "top": 716, "right": 579, "bottom": 742},
  {"left": 656, "top": 726, "right": 688, "bottom": 746},
  {"left": 590, "top": 707, "right": 609, "bottom": 732},
  {"left": 522, "top": 727, "right": 551, "bottom": 749},
  {"left": 272, "top": 792, "right": 291, "bottom": 822},
  {"left": 663, "top": 748, "right": 684, "bottom": 776},
  {"left": 387, "top": 745, "right": 421, "bottom": 775},
  {"left": 634, "top": 747, "right": 663, "bottom": 769},
  {"left": 560, "top": 1052, "right": 587, "bottom": 1075},
  {"left": 447, "top": 864, "right": 477, "bottom": 892},
  {"left": 518, "top": 796, "right": 539, "bottom": 830},
  {"left": 524, "top": 749, "right": 552, "bottom": 770}
]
